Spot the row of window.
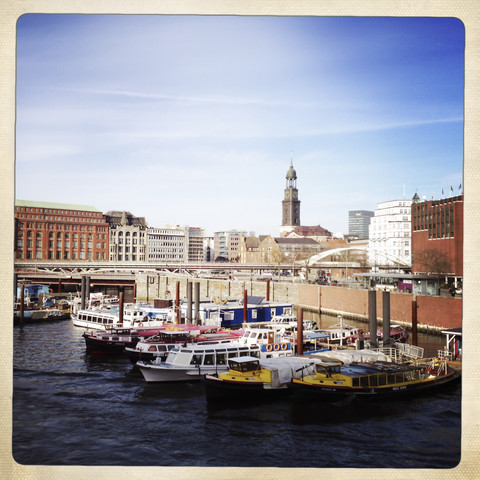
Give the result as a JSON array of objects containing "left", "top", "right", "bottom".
[{"left": 17, "top": 251, "right": 107, "bottom": 260}]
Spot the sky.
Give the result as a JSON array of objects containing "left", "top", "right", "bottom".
[{"left": 15, "top": 15, "right": 465, "bottom": 237}]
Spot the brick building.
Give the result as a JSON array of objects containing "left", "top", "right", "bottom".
[
  {"left": 14, "top": 200, "right": 109, "bottom": 260},
  {"left": 411, "top": 193, "right": 463, "bottom": 282}
]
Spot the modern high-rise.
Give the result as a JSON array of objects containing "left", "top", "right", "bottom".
[
  {"left": 368, "top": 199, "right": 412, "bottom": 269},
  {"left": 348, "top": 210, "right": 374, "bottom": 239}
]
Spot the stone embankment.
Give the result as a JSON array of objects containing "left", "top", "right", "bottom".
[{"left": 136, "top": 274, "right": 462, "bottom": 332}]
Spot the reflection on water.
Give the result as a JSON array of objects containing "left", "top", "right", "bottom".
[{"left": 12, "top": 317, "right": 460, "bottom": 468}]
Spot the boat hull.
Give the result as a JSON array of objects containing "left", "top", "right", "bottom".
[
  {"left": 136, "top": 362, "right": 229, "bottom": 383},
  {"left": 204, "top": 376, "right": 289, "bottom": 403},
  {"left": 290, "top": 368, "right": 461, "bottom": 401}
]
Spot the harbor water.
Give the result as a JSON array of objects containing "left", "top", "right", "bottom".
[{"left": 12, "top": 317, "right": 461, "bottom": 468}]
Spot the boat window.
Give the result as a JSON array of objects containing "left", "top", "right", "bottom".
[
  {"left": 148, "top": 346, "right": 156, "bottom": 352},
  {"left": 387, "top": 374, "right": 396, "bottom": 384},
  {"left": 369, "top": 375, "right": 379, "bottom": 387},
  {"left": 190, "top": 354, "right": 203, "bottom": 365},
  {"left": 216, "top": 353, "right": 227, "bottom": 365},
  {"left": 157, "top": 345, "right": 167, "bottom": 352},
  {"left": 395, "top": 373, "right": 404, "bottom": 383},
  {"left": 204, "top": 354, "right": 214, "bottom": 365},
  {"left": 111, "top": 337, "right": 119, "bottom": 341},
  {"left": 250, "top": 351, "right": 259, "bottom": 358},
  {"left": 352, "top": 377, "right": 360, "bottom": 387},
  {"left": 167, "top": 345, "right": 175, "bottom": 351},
  {"left": 238, "top": 347, "right": 249, "bottom": 351},
  {"left": 377, "top": 374, "right": 387, "bottom": 386},
  {"left": 360, "top": 376, "right": 369, "bottom": 388}
]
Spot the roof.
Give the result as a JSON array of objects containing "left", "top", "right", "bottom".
[
  {"left": 355, "top": 273, "right": 439, "bottom": 281},
  {"left": 15, "top": 199, "right": 101, "bottom": 213},
  {"left": 274, "top": 237, "right": 319, "bottom": 245},
  {"left": 289, "top": 225, "right": 332, "bottom": 237}
]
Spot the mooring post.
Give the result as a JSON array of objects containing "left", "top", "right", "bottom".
[
  {"left": 266, "top": 279, "right": 270, "bottom": 301},
  {"left": 80, "top": 276, "right": 86, "bottom": 310},
  {"left": 382, "top": 290, "right": 391, "bottom": 346},
  {"left": 119, "top": 291, "right": 124, "bottom": 325},
  {"left": 175, "top": 281, "right": 180, "bottom": 324},
  {"left": 194, "top": 282, "right": 200, "bottom": 325},
  {"left": 368, "top": 289, "right": 378, "bottom": 348},
  {"left": 243, "top": 289, "right": 248, "bottom": 324},
  {"left": 85, "top": 276, "right": 91, "bottom": 306},
  {"left": 187, "top": 281, "right": 193, "bottom": 324},
  {"left": 19, "top": 281, "right": 25, "bottom": 326},
  {"left": 411, "top": 295, "right": 418, "bottom": 346},
  {"left": 297, "top": 306, "right": 304, "bottom": 356}
]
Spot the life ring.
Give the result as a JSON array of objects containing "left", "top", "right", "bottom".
[
  {"left": 266, "top": 344, "right": 273, "bottom": 352},
  {"left": 138, "top": 323, "right": 143, "bottom": 327},
  {"left": 281, "top": 343, "right": 288, "bottom": 351},
  {"left": 273, "top": 343, "right": 280, "bottom": 351}
]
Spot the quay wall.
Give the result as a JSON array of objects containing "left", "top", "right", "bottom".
[{"left": 135, "top": 274, "right": 462, "bottom": 331}]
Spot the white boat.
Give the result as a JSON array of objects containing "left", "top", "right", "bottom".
[
  {"left": 136, "top": 342, "right": 256, "bottom": 382},
  {"left": 316, "top": 322, "right": 364, "bottom": 345},
  {"left": 237, "top": 327, "right": 294, "bottom": 357},
  {"left": 136, "top": 334, "right": 293, "bottom": 383},
  {"left": 72, "top": 304, "right": 174, "bottom": 331},
  {"left": 244, "top": 314, "right": 315, "bottom": 332}
]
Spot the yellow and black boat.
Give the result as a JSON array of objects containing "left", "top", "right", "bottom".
[
  {"left": 204, "top": 355, "right": 316, "bottom": 403},
  {"left": 290, "top": 357, "right": 461, "bottom": 400}
]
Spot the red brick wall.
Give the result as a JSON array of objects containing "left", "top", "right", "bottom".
[{"left": 298, "top": 284, "right": 462, "bottom": 330}]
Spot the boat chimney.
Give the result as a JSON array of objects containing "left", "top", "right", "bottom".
[
  {"left": 368, "top": 289, "right": 378, "bottom": 348},
  {"left": 382, "top": 291, "right": 391, "bottom": 346}
]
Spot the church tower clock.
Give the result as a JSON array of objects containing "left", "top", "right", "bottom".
[{"left": 281, "top": 159, "right": 301, "bottom": 235}]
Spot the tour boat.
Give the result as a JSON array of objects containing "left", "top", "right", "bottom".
[
  {"left": 136, "top": 336, "right": 294, "bottom": 383},
  {"left": 125, "top": 330, "right": 240, "bottom": 363},
  {"left": 82, "top": 327, "right": 164, "bottom": 354},
  {"left": 316, "top": 322, "right": 364, "bottom": 345},
  {"left": 72, "top": 304, "right": 173, "bottom": 331},
  {"left": 204, "top": 356, "right": 318, "bottom": 403},
  {"left": 290, "top": 356, "right": 461, "bottom": 400},
  {"left": 346, "top": 324, "right": 409, "bottom": 346}
]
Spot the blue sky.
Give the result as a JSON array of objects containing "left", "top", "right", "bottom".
[{"left": 15, "top": 15, "right": 464, "bottom": 236}]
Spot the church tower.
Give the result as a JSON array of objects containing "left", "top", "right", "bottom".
[{"left": 280, "top": 158, "right": 301, "bottom": 236}]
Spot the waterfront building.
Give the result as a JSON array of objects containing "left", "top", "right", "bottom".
[
  {"left": 14, "top": 200, "right": 109, "bottom": 261},
  {"left": 348, "top": 210, "right": 374, "bottom": 240},
  {"left": 214, "top": 230, "right": 247, "bottom": 262},
  {"left": 368, "top": 198, "right": 413, "bottom": 269},
  {"left": 148, "top": 225, "right": 209, "bottom": 263},
  {"left": 239, "top": 234, "right": 262, "bottom": 263},
  {"left": 411, "top": 193, "right": 463, "bottom": 283},
  {"left": 105, "top": 211, "right": 147, "bottom": 262},
  {"left": 147, "top": 225, "right": 187, "bottom": 262}
]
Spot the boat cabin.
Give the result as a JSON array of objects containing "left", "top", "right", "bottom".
[
  {"left": 164, "top": 344, "right": 261, "bottom": 368},
  {"left": 228, "top": 356, "right": 261, "bottom": 373}
]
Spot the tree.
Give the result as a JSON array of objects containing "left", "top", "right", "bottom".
[{"left": 414, "top": 248, "right": 452, "bottom": 274}]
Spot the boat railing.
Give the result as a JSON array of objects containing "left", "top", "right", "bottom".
[{"left": 436, "top": 349, "right": 453, "bottom": 361}]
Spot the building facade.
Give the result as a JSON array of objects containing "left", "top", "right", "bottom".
[
  {"left": 147, "top": 225, "right": 187, "bottom": 262},
  {"left": 105, "top": 211, "right": 147, "bottom": 262},
  {"left": 14, "top": 200, "right": 109, "bottom": 261},
  {"left": 214, "top": 230, "right": 247, "bottom": 262},
  {"left": 368, "top": 199, "right": 413, "bottom": 269},
  {"left": 411, "top": 194, "right": 463, "bottom": 279},
  {"left": 348, "top": 210, "right": 374, "bottom": 239}
]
